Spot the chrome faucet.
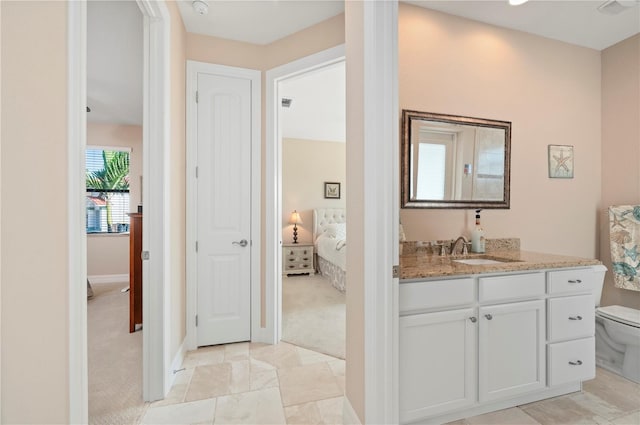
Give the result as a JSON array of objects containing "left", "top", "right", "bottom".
[{"left": 450, "top": 236, "right": 469, "bottom": 256}]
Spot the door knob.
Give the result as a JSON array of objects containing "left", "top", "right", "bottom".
[
  {"left": 484, "top": 314, "right": 493, "bottom": 320},
  {"left": 232, "top": 239, "right": 248, "bottom": 247}
]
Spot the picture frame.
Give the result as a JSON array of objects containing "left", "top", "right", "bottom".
[
  {"left": 324, "top": 182, "right": 341, "bottom": 199},
  {"left": 548, "top": 144, "right": 574, "bottom": 179}
]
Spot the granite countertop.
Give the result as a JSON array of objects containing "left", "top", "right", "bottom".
[{"left": 400, "top": 249, "right": 602, "bottom": 281}]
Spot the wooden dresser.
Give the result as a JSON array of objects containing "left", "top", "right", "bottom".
[{"left": 128, "top": 213, "right": 143, "bottom": 332}]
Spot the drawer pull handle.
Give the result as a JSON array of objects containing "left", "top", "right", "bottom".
[
  {"left": 568, "top": 279, "right": 583, "bottom": 283},
  {"left": 569, "top": 360, "right": 583, "bottom": 366},
  {"left": 469, "top": 317, "right": 477, "bottom": 323},
  {"left": 569, "top": 316, "right": 583, "bottom": 321},
  {"left": 484, "top": 314, "right": 493, "bottom": 320}
]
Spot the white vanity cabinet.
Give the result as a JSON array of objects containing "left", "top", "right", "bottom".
[
  {"left": 546, "top": 269, "right": 597, "bottom": 387},
  {"left": 399, "top": 309, "right": 476, "bottom": 421},
  {"left": 478, "top": 300, "right": 545, "bottom": 402},
  {"left": 399, "top": 277, "right": 476, "bottom": 423},
  {"left": 399, "top": 267, "right": 601, "bottom": 425}
]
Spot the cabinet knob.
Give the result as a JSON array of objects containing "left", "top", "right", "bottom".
[
  {"left": 568, "top": 279, "right": 582, "bottom": 284},
  {"left": 568, "top": 316, "right": 583, "bottom": 321},
  {"left": 469, "top": 317, "right": 477, "bottom": 323},
  {"left": 569, "top": 360, "right": 583, "bottom": 366},
  {"left": 484, "top": 314, "right": 493, "bottom": 320}
]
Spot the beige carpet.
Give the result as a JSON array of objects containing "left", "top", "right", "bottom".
[
  {"left": 281, "top": 274, "right": 346, "bottom": 359},
  {"left": 88, "top": 281, "right": 147, "bottom": 424}
]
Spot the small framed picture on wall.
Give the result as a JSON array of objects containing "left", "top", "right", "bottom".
[
  {"left": 324, "top": 182, "right": 341, "bottom": 199},
  {"left": 548, "top": 144, "right": 574, "bottom": 179}
]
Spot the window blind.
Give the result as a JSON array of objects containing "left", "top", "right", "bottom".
[{"left": 86, "top": 148, "right": 131, "bottom": 233}]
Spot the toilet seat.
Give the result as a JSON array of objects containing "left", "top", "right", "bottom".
[{"left": 596, "top": 305, "right": 640, "bottom": 329}]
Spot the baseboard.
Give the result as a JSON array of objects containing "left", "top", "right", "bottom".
[
  {"left": 251, "top": 325, "right": 276, "bottom": 345},
  {"left": 343, "top": 396, "right": 362, "bottom": 425},
  {"left": 87, "top": 274, "right": 129, "bottom": 284},
  {"left": 165, "top": 338, "right": 187, "bottom": 395}
]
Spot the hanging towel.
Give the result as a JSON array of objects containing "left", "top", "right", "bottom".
[{"left": 609, "top": 205, "right": 640, "bottom": 291}]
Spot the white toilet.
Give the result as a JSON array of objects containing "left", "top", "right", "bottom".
[{"left": 593, "top": 270, "right": 640, "bottom": 383}]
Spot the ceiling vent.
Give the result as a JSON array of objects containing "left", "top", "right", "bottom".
[
  {"left": 281, "top": 98, "right": 293, "bottom": 108},
  {"left": 598, "top": 0, "right": 639, "bottom": 15}
]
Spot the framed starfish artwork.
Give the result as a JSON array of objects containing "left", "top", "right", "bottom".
[{"left": 548, "top": 144, "right": 574, "bottom": 178}]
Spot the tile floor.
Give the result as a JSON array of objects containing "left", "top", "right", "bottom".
[
  {"left": 140, "top": 342, "right": 640, "bottom": 425},
  {"left": 446, "top": 367, "right": 640, "bottom": 425},
  {"left": 140, "top": 341, "right": 345, "bottom": 424}
]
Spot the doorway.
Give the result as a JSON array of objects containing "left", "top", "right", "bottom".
[
  {"left": 85, "top": 2, "right": 144, "bottom": 422},
  {"left": 68, "top": 0, "right": 172, "bottom": 421},
  {"left": 278, "top": 61, "right": 347, "bottom": 359},
  {"left": 265, "top": 45, "right": 345, "bottom": 345}
]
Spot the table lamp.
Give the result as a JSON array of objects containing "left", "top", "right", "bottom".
[{"left": 289, "top": 210, "right": 303, "bottom": 244}]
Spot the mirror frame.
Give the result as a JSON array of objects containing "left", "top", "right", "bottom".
[{"left": 401, "top": 110, "right": 511, "bottom": 209}]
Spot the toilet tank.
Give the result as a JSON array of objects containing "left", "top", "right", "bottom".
[{"left": 592, "top": 264, "right": 607, "bottom": 307}]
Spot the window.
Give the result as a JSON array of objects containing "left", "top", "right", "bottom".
[{"left": 86, "top": 147, "right": 131, "bottom": 234}]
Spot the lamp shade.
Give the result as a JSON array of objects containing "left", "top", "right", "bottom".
[{"left": 289, "top": 210, "right": 303, "bottom": 225}]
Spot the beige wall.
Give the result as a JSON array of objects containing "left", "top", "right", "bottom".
[
  {"left": 282, "top": 138, "right": 346, "bottom": 244},
  {"left": 398, "top": 4, "right": 602, "bottom": 259},
  {"left": 86, "top": 123, "right": 142, "bottom": 277},
  {"left": 345, "top": 2, "right": 365, "bottom": 421},
  {"left": 1, "top": 2, "right": 70, "bottom": 422},
  {"left": 167, "top": 0, "right": 188, "bottom": 357},
  {"left": 600, "top": 34, "right": 640, "bottom": 309}
]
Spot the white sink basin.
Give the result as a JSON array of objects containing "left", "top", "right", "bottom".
[{"left": 453, "top": 258, "right": 506, "bottom": 265}]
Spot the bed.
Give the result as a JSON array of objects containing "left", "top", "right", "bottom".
[{"left": 313, "top": 208, "right": 346, "bottom": 292}]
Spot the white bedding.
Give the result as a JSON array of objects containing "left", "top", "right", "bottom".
[{"left": 316, "top": 233, "right": 346, "bottom": 271}]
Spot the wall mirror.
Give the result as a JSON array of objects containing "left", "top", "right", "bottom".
[{"left": 401, "top": 110, "right": 511, "bottom": 209}]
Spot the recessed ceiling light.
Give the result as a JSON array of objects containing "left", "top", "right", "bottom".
[{"left": 509, "top": 0, "right": 529, "bottom": 5}]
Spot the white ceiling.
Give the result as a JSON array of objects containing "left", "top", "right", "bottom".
[
  {"left": 176, "top": 0, "right": 345, "bottom": 45},
  {"left": 89, "top": 0, "right": 639, "bottom": 127},
  {"left": 280, "top": 61, "right": 346, "bottom": 143},
  {"left": 87, "top": 1, "right": 143, "bottom": 126},
  {"left": 406, "top": 0, "right": 640, "bottom": 51}
]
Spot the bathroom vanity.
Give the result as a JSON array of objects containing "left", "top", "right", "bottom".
[{"left": 399, "top": 247, "right": 606, "bottom": 424}]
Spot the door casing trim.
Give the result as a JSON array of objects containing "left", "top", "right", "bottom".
[{"left": 185, "top": 60, "right": 262, "bottom": 350}]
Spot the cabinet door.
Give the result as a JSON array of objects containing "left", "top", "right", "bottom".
[
  {"left": 479, "top": 300, "right": 546, "bottom": 402},
  {"left": 399, "top": 308, "right": 476, "bottom": 423}
]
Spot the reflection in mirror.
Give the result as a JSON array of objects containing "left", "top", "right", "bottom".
[{"left": 402, "top": 110, "right": 511, "bottom": 209}]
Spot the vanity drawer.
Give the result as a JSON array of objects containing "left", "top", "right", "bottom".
[
  {"left": 548, "top": 295, "right": 594, "bottom": 342},
  {"left": 478, "top": 273, "right": 545, "bottom": 303},
  {"left": 548, "top": 337, "right": 595, "bottom": 386},
  {"left": 547, "top": 269, "right": 596, "bottom": 295},
  {"left": 400, "top": 278, "right": 474, "bottom": 313}
]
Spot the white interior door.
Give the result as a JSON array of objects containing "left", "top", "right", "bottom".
[{"left": 196, "top": 71, "right": 252, "bottom": 347}]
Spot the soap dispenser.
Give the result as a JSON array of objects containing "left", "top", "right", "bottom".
[{"left": 471, "top": 209, "right": 485, "bottom": 253}]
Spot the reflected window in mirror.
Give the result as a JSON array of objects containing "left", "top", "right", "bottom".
[{"left": 402, "top": 110, "right": 511, "bottom": 209}]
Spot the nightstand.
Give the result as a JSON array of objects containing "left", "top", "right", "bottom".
[{"left": 282, "top": 244, "right": 315, "bottom": 275}]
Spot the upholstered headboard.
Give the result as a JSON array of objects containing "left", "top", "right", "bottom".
[{"left": 313, "top": 208, "right": 346, "bottom": 243}]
